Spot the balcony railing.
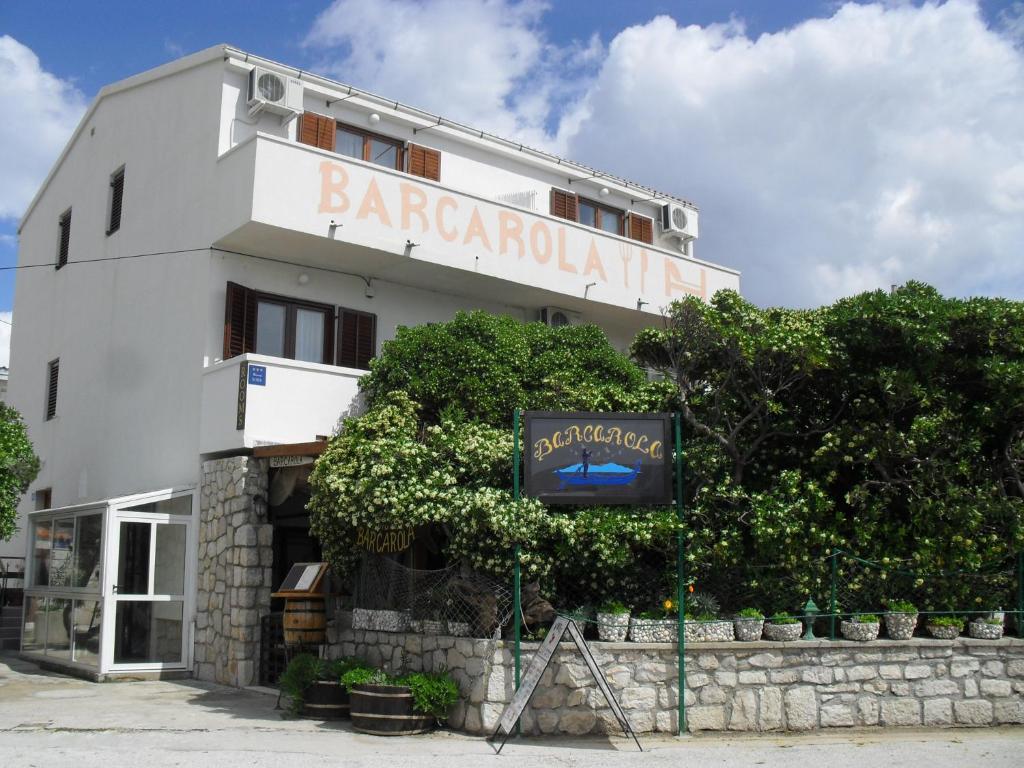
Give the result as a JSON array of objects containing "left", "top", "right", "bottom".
[{"left": 200, "top": 354, "right": 363, "bottom": 454}]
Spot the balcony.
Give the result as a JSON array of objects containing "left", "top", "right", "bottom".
[
  {"left": 200, "top": 354, "right": 362, "bottom": 455},
  {"left": 212, "top": 134, "right": 739, "bottom": 319}
]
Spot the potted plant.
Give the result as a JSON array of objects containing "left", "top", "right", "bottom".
[
  {"left": 968, "top": 616, "right": 1004, "bottom": 640},
  {"left": 734, "top": 608, "right": 765, "bottom": 642},
  {"left": 763, "top": 612, "right": 802, "bottom": 641},
  {"left": 346, "top": 667, "right": 459, "bottom": 735},
  {"left": 884, "top": 599, "right": 918, "bottom": 640},
  {"left": 841, "top": 613, "right": 881, "bottom": 641},
  {"left": 686, "top": 612, "right": 735, "bottom": 642},
  {"left": 596, "top": 600, "right": 631, "bottom": 642},
  {"left": 630, "top": 599, "right": 677, "bottom": 643},
  {"left": 280, "top": 654, "right": 366, "bottom": 719},
  {"left": 926, "top": 615, "right": 965, "bottom": 639}
]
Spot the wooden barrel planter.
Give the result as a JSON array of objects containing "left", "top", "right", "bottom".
[
  {"left": 303, "top": 680, "right": 350, "bottom": 719},
  {"left": 283, "top": 597, "right": 326, "bottom": 645},
  {"left": 350, "top": 683, "right": 433, "bottom": 735}
]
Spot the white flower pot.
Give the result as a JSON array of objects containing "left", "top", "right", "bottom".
[
  {"left": 629, "top": 617, "right": 676, "bottom": 643},
  {"left": 686, "top": 619, "right": 735, "bottom": 642},
  {"left": 841, "top": 620, "right": 880, "bottom": 642},
  {"left": 926, "top": 623, "right": 961, "bottom": 639},
  {"left": 968, "top": 620, "right": 1003, "bottom": 640},
  {"left": 734, "top": 617, "right": 765, "bottom": 642},
  {"left": 763, "top": 622, "right": 802, "bottom": 642},
  {"left": 884, "top": 612, "right": 918, "bottom": 640},
  {"left": 596, "top": 612, "right": 630, "bottom": 642}
]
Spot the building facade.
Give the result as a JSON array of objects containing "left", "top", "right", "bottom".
[{"left": 5, "top": 45, "right": 739, "bottom": 680}]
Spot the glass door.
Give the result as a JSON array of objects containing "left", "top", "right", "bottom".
[{"left": 102, "top": 495, "right": 193, "bottom": 671}]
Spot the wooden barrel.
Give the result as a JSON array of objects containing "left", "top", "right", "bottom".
[
  {"left": 303, "top": 680, "right": 350, "bottom": 719},
  {"left": 350, "top": 683, "right": 433, "bottom": 735},
  {"left": 283, "top": 598, "right": 326, "bottom": 645}
]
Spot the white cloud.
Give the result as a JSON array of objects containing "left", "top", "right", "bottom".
[
  {"left": 304, "top": 0, "right": 594, "bottom": 148},
  {"left": 564, "top": 1, "right": 1024, "bottom": 305},
  {"left": 0, "top": 312, "right": 11, "bottom": 368},
  {"left": 0, "top": 36, "right": 87, "bottom": 221}
]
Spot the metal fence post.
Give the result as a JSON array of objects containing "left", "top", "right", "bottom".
[
  {"left": 512, "top": 409, "right": 522, "bottom": 698},
  {"left": 674, "top": 413, "right": 686, "bottom": 736},
  {"left": 1017, "top": 551, "right": 1023, "bottom": 636},
  {"left": 829, "top": 549, "right": 838, "bottom": 641}
]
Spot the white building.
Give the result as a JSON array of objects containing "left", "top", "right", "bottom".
[{"left": 5, "top": 45, "right": 739, "bottom": 681}]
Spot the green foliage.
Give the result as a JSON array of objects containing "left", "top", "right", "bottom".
[
  {"left": 855, "top": 614, "right": 880, "bottom": 623},
  {"left": 278, "top": 653, "right": 321, "bottom": 715},
  {"left": 328, "top": 658, "right": 370, "bottom": 683},
  {"left": 340, "top": 666, "right": 383, "bottom": 689},
  {"left": 598, "top": 600, "right": 630, "bottom": 615},
  {"left": 736, "top": 608, "right": 764, "bottom": 619},
  {"left": 685, "top": 590, "right": 720, "bottom": 618},
  {"left": 886, "top": 600, "right": 917, "bottom": 614},
  {"left": 928, "top": 616, "right": 965, "bottom": 629},
  {"left": 400, "top": 670, "right": 460, "bottom": 720},
  {"left": 0, "top": 403, "right": 40, "bottom": 541},
  {"left": 982, "top": 618, "right": 1003, "bottom": 625},
  {"left": 770, "top": 612, "right": 800, "bottom": 625}
]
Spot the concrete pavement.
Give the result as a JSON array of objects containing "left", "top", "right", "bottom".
[{"left": 1, "top": 653, "right": 1021, "bottom": 767}]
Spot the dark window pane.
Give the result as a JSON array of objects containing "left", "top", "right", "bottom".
[
  {"left": 295, "top": 308, "right": 326, "bottom": 363},
  {"left": 117, "top": 522, "right": 150, "bottom": 595},
  {"left": 600, "top": 211, "right": 621, "bottom": 235},
  {"left": 337, "top": 129, "right": 363, "bottom": 160},
  {"left": 256, "top": 302, "right": 286, "bottom": 357},
  {"left": 579, "top": 202, "right": 596, "bottom": 228},
  {"left": 369, "top": 138, "right": 398, "bottom": 168}
]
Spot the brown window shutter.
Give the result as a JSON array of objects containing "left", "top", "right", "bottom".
[
  {"left": 46, "top": 359, "right": 59, "bottom": 421},
  {"left": 108, "top": 169, "right": 125, "bottom": 235},
  {"left": 223, "top": 282, "right": 256, "bottom": 359},
  {"left": 57, "top": 210, "right": 71, "bottom": 269},
  {"left": 550, "top": 188, "right": 578, "bottom": 222},
  {"left": 627, "top": 212, "right": 654, "bottom": 245},
  {"left": 299, "top": 113, "right": 335, "bottom": 151},
  {"left": 337, "top": 309, "right": 377, "bottom": 370},
  {"left": 408, "top": 144, "right": 441, "bottom": 181}
]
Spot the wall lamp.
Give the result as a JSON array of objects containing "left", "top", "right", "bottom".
[
  {"left": 637, "top": 298, "right": 648, "bottom": 311},
  {"left": 584, "top": 282, "right": 597, "bottom": 299}
]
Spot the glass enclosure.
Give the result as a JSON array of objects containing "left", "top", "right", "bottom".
[{"left": 22, "top": 488, "right": 195, "bottom": 674}]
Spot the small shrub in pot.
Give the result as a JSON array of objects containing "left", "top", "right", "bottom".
[
  {"left": 596, "top": 600, "right": 631, "bottom": 642},
  {"left": 841, "top": 614, "right": 881, "bottom": 642},
  {"left": 734, "top": 608, "right": 764, "bottom": 642},
  {"left": 763, "top": 612, "right": 802, "bottom": 642},
  {"left": 883, "top": 600, "right": 918, "bottom": 640},
  {"left": 926, "top": 615, "right": 964, "bottom": 639}
]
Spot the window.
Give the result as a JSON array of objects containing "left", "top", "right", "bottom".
[
  {"left": 298, "top": 112, "right": 336, "bottom": 151},
  {"left": 107, "top": 167, "right": 125, "bottom": 235},
  {"left": 35, "top": 488, "right": 52, "bottom": 511},
  {"left": 57, "top": 210, "right": 71, "bottom": 269},
  {"left": 627, "top": 212, "right": 654, "bottom": 245},
  {"left": 407, "top": 143, "right": 441, "bottom": 181},
  {"left": 45, "top": 359, "right": 59, "bottom": 421},
  {"left": 579, "top": 198, "right": 624, "bottom": 236},
  {"left": 335, "top": 123, "right": 404, "bottom": 170},
  {"left": 223, "top": 283, "right": 333, "bottom": 365},
  {"left": 337, "top": 308, "right": 376, "bottom": 370}
]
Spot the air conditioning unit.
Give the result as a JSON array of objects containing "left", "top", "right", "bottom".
[
  {"left": 661, "top": 202, "right": 696, "bottom": 239},
  {"left": 247, "top": 66, "right": 303, "bottom": 119},
  {"left": 538, "top": 307, "right": 580, "bottom": 328}
]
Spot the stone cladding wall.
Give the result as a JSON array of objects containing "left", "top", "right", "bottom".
[
  {"left": 194, "top": 457, "right": 272, "bottom": 687},
  {"left": 327, "top": 621, "right": 1024, "bottom": 735}
]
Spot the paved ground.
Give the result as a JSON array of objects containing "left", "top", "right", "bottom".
[{"left": 1, "top": 653, "right": 1022, "bottom": 767}]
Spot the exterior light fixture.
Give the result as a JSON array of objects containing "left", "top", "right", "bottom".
[
  {"left": 584, "top": 281, "right": 597, "bottom": 299},
  {"left": 802, "top": 597, "right": 819, "bottom": 640},
  {"left": 364, "top": 280, "right": 375, "bottom": 299},
  {"left": 636, "top": 299, "right": 648, "bottom": 311},
  {"left": 599, "top": 187, "right": 610, "bottom": 197},
  {"left": 368, "top": 112, "right": 381, "bottom": 124},
  {"left": 297, "top": 273, "right": 310, "bottom": 286}
]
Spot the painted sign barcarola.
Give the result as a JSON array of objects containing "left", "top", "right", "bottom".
[{"left": 523, "top": 412, "right": 672, "bottom": 505}]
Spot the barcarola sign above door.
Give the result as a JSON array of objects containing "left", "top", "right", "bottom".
[{"left": 523, "top": 412, "right": 672, "bottom": 506}]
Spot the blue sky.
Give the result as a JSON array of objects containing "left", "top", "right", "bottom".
[{"left": 2, "top": 0, "right": 1023, "bottom": 358}]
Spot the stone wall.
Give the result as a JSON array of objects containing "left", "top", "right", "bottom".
[
  {"left": 194, "top": 457, "right": 272, "bottom": 687},
  {"left": 327, "top": 622, "right": 1024, "bottom": 734}
]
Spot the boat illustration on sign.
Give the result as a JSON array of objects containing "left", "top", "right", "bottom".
[{"left": 554, "top": 460, "right": 641, "bottom": 489}]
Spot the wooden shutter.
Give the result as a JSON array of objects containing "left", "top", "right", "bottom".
[
  {"left": 408, "top": 143, "right": 441, "bottom": 181},
  {"left": 550, "top": 188, "right": 578, "bottom": 222},
  {"left": 45, "top": 359, "right": 59, "bottom": 421},
  {"left": 57, "top": 210, "right": 71, "bottom": 269},
  {"left": 627, "top": 212, "right": 654, "bottom": 245},
  {"left": 108, "top": 168, "right": 125, "bottom": 234},
  {"left": 223, "top": 282, "right": 256, "bottom": 359},
  {"left": 337, "top": 309, "right": 377, "bottom": 370},
  {"left": 299, "top": 112, "right": 336, "bottom": 151}
]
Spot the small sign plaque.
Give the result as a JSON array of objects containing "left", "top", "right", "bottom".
[
  {"left": 269, "top": 455, "right": 315, "bottom": 468},
  {"left": 272, "top": 561, "right": 330, "bottom": 598},
  {"left": 248, "top": 365, "right": 267, "bottom": 386}
]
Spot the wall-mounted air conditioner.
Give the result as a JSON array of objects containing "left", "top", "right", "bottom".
[
  {"left": 538, "top": 307, "right": 580, "bottom": 328},
  {"left": 660, "top": 202, "right": 697, "bottom": 239},
  {"left": 247, "top": 66, "right": 303, "bottom": 119}
]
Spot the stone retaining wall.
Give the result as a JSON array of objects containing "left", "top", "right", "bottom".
[
  {"left": 194, "top": 457, "right": 272, "bottom": 687},
  {"left": 327, "top": 621, "right": 1024, "bottom": 734}
]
